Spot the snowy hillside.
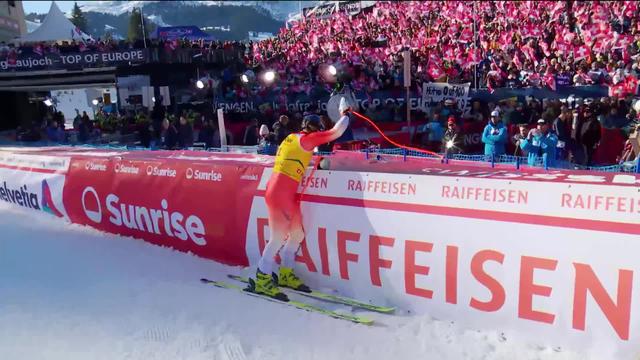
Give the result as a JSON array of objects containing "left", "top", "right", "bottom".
[
  {"left": 25, "top": 1, "right": 292, "bottom": 41},
  {"left": 0, "top": 203, "right": 589, "bottom": 360},
  {"left": 78, "top": 1, "right": 314, "bottom": 21}
]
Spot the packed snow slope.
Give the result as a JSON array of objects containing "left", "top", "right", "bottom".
[{"left": 0, "top": 204, "right": 585, "bottom": 360}]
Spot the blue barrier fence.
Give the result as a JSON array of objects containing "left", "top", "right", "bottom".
[
  {"left": 356, "top": 148, "right": 639, "bottom": 173},
  {"left": 0, "top": 141, "right": 637, "bottom": 174}
]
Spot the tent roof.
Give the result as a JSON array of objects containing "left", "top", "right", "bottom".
[{"left": 17, "top": 2, "right": 91, "bottom": 43}]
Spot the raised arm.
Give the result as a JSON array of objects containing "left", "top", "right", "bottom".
[{"left": 300, "top": 115, "right": 350, "bottom": 151}]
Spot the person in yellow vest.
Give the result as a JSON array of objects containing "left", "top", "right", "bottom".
[{"left": 249, "top": 99, "right": 352, "bottom": 301}]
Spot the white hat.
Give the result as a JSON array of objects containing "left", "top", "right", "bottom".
[
  {"left": 490, "top": 110, "right": 500, "bottom": 117},
  {"left": 537, "top": 118, "right": 546, "bottom": 124},
  {"left": 259, "top": 124, "right": 269, "bottom": 136}
]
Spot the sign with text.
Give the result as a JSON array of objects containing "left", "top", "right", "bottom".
[
  {"left": 0, "top": 49, "right": 148, "bottom": 72},
  {"left": 422, "top": 82, "right": 471, "bottom": 114}
]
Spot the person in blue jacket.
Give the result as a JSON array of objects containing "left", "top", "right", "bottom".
[
  {"left": 519, "top": 119, "right": 558, "bottom": 167},
  {"left": 482, "top": 110, "right": 508, "bottom": 155}
]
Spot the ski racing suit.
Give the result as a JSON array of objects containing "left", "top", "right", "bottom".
[{"left": 257, "top": 114, "right": 350, "bottom": 275}]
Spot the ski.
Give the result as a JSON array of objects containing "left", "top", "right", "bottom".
[
  {"left": 200, "top": 278, "right": 374, "bottom": 325},
  {"left": 227, "top": 274, "right": 395, "bottom": 314}
]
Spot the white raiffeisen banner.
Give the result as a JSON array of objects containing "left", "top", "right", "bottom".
[{"left": 246, "top": 169, "right": 640, "bottom": 359}]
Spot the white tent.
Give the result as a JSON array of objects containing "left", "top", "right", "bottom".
[{"left": 16, "top": 1, "right": 92, "bottom": 43}]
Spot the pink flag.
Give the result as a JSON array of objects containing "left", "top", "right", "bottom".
[
  {"left": 459, "top": 27, "right": 473, "bottom": 43},
  {"left": 512, "top": 52, "right": 523, "bottom": 69},
  {"left": 625, "top": 75, "right": 639, "bottom": 95},
  {"left": 573, "top": 45, "right": 591, "bottom": 62},
  {"left": 555, "top": 41, "right": 570, "bottom": 55},
  {"left": 427, "top": 59, "right": 444, "bottom": 80},
  {"left": 464, "top": 49, "right": 481, "bottom": 68},
  {"left": 443, "top": 46, "right": 456, "bottom": 61},
  {"left": 609, "top": 82, "right": 626, "bottom": 97},
  {"left": 543, "top": 73, "right": 556, "bottom": 91},
  {"left": 613, "top": 35, "right": 632, "bottom": 50}
]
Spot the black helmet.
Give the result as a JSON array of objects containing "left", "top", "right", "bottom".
[{"left": 303, "top": 114, "right": 321, "bottom": 130}]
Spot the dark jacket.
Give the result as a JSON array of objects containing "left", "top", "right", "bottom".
[
  {"left": 78, "top": 120, "right": 92, "bottom": 143},
  {"left": 197, "top": 124, "right": 215, "bottom": 148},
  {"left": 161, "top": 124, "right": 178, "bottom": 149},
  {"left": 580, "top": 117, "right": 602, "bottom": 147},
  {"left": 273, "top": 121, "right": 292, "bottom": 144},
  {"left": 177, "top": 123, "right": 194, "bottom": 148},
  {"left": 553, "top": 117, "right": 571, "bottom": 143},
  {"left": 243, "top": 124, "right": 259, "bottom": 146}
]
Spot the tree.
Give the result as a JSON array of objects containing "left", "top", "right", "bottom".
[
  {"left": 127, "top": 8, "right": 155, "bottom": 42},
  {"left": 70, "top": 2, "right": 88, "bottom": 32}
]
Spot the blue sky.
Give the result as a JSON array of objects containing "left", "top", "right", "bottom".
[{"left": 23, "top": 1, "right": 78, "bottom": 15}]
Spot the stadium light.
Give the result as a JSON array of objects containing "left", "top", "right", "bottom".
[
  {"left": 328, "top": 65, "right": 337, "bottom": 76},
  {"left": 264, "top": 70, "right": 275, "bottom": 83},
  {"left": 196, "top": 80, "right": 205, "bottom": 89},
  {"left": 92, "top": 99, "right": 99, "bottom": 106},
  {"left": 446, "top": 140, "right": 454, "bottom": 149},
  {"left": 43, "top": 99, "right": 53, "bottom": 107},
  {"left": 241, "top": 74, "right": 249, "bottom": 83}
]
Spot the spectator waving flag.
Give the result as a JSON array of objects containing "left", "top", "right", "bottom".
[
  {"left": 573, "top": 45, "right": 591, "bottom": 62},
  {"left": 624, "top": 75, "right": 639, "bottom": 96},
  {"left": 543, "top": 72, "right": 556, "bottom": 91},
  {"left": 459, "top": 27, "right": 473, "bottom": 43},
  {"left": 539, "top": 41, "right": 551, "bottom": 57},
  {"left": 512, "top": 52, "right": 523, "bottom": 69},
  {"left": 427, "top": 58, "right": 444, "bottom": 80},
  {"left": 464, "top": 49, "right": 481, "bottom": 68}
]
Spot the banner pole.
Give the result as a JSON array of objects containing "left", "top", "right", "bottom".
[
  {"left": 139, "top": 7, "right": 147, "bottom": 49},
  {"left": 473, "top": 1, "right": 477, "bottom": 90},
  {"left": 403, "top": 50, "right": 411, "bottom": 131}
]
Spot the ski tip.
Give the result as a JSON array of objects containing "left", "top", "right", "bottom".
[{"left": 200, "top": 278, "right": 211, "bottom": 283}]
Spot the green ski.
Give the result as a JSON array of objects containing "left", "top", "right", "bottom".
[
  {"left": 227, "top": 274, "right": 395, "bottom": 314},
  {"left": 200, "top": 278, "right": 374, "bottom": 325}
]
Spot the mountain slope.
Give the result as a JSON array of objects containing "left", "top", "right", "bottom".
[{"left": 25, "top": 1, "right": 289, "bottom": 41}]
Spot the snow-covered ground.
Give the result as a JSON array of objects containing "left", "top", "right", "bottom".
[{"left": 0, "top": 204, "right": 585, "bottom": 360}]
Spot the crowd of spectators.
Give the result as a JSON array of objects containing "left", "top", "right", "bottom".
[
  {"left": 415, "top": 94, "right": 640, "bottom": 166},
  {"left": 5, "top": 1, "right": 640, "bottom": 167},
  {"left": 249, "top": 1, "right": 640, "bottom": 94}
]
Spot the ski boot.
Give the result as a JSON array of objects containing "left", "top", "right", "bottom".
[
  {"left": 247, "top": 269, "right": 289, "bottom": 302},
  {"left": 277, "top": 266, "right": 311, "bottom": 293}
]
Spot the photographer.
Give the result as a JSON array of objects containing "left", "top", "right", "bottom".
[
  {"left": 519, "top": 119, "right": 558, "bottom": 167},
  {"left": 512, "top": 124, "right": 529, "bottom": 157},
  {"left": 441, "top": 118, "right": 463, "bottom": 155}
]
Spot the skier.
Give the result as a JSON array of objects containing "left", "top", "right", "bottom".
[{"left": 249, "top": 99, "right": 352, "bottom": 301}]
